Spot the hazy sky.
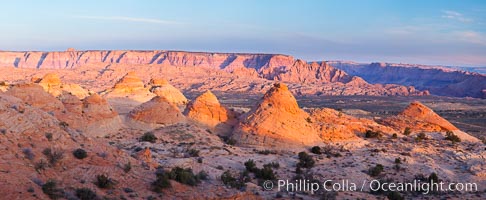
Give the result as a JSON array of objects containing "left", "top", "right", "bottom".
[{"left": 1, "top": 0, "right": 486, "bottom": 66}]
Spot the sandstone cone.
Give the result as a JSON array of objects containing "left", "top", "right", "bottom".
[
  {"left": 149, "top": 78, "right": 188, "bottom": 105},
  {"left": 232, "top": 83, "right": 321, "bottom": 147},
  {"left": 82, "top": 93, "right": 118, "bottom": 118},
  {"left": 55, "top": 93, "right": 121, "bottom": 137},
  {"left": 184, "top": 90, "right": 236, "bottom": 128},
  {"left": 380, "top": 101, "right": 479, "bottom": 142},
  {"left": 129, "top": 96, "right": 184, "bottom": 125},
  {"left": 38, "top": 73, "right": 62, "bottom": 85},
  {"left": 387, "top": 101, "right": 458, "bottom": 131},
  {"left": 113, "top": 71, "right": 145, "bottom": 93},
  {"left": 102, "top": 72, "right": 155, "bottom": 106}
]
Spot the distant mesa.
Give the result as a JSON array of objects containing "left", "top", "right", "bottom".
[
  {"left": 329, "top": 61, "right": 486, "bottom": 98},
  {"left": 184, "top": 90, "right": 237, "bottom": 132},
  {"left": 129, "top": 96, "right": 185, "bottom": 125},
  {"left": 0, "top": 50, "right": 431, "bottom": 97},
  {"left": 232, "top": 83, "right": 322, "bottom": 147}
]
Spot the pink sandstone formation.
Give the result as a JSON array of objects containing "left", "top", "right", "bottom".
[
  {"left": 380, "top": 101, "right": 479, "bottom": 142},
  {"left": 148, "top": 78, "right": 188, "bottom": 105},
  {"left": 36, "top": 73, "right": 90, "bottom": 99},
  {"left": 129, "top": 96, "right": 185, "bottom": 125},
  {"left": 309, "top": 108, "right": 394, "bottom": 141},
  {"left": 184, "top": 90, "right": 237, "bottom": 130},
  {"left": 232, "top": 83, "right": 322, "bottom": 147},
  {"left": 0, "top": 50, "right": 429, "bottom": 97}
]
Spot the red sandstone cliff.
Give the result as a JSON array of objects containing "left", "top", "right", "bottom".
[{"left": 0, "top": 50, "right": 428, "bottom": 96}]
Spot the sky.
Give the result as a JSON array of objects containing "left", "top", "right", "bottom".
[{"left": 1, "top": 0, "right": 486, "bottom": 67}]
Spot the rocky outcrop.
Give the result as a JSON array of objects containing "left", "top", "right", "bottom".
[
  {"left": 271, "top": 61, "right": 353, "bottom": 83},
  {"left": 310, "top": 108, "right": 394, "bottom": 141},
  {"left": 57, "top": 93, "right": 121, "bottom": 136},
  {"left": 129, "top": 96, "right": 185, "bottom": 125},
  {"left": 380, "top": 101, "right": 479, "bottom": 142},
  {"left": 36, "top": 73, "right": 90, "bottom": 99},
  {"left": 232, "top": 83, "right": 322, "bottom": 147},
  {"left": 113, "top": 71, "right": 145, "bottom": 93},
  {"left": 0, "top": 93, "right": 159, "bottom": 200},
  {"left": 102, "top": 71, "right": 155, "bottom": 104},
  {"left": 330, "top": 61, "right": 486, "bottom": 98},
  {"left": 148, "top": 78, "right": 188, "bottom": 105},
  {"left": 4, "top": 83, "right": 65, "bottom": 112},
  {"left": 184, "top": 90, "right": 237, "bottom": 130}
]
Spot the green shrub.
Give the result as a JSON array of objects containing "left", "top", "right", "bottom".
[
  {"left": 45, "top": 132, "right": 53, "bottom": 141},
  {"left": 254, "top": 166, "right": 277, "bottom": 180},
  {"left": 221, "top": 170, "right": 245, "bottom": 189},
  {"left": 42, "top": 180, "right": 63, "bottom": 199},
  {"left": 387, "top": 191, "right": 404, "bottom": 200},
  {"left": 306, "top": 117, "right": 313, "bottom": 123},
  {"left": 444, "top": 131, "right": 461, "bottom": 143},
  {"left": 403, "top": 127, "right": 411, "bottom": 136},
  {"left": 297, "top": 152, "right": 315, "bottom": 168},
  {"left": 256, "top": 149, "right": 275, "bottom": 155},
  {"left": 225, "top": 138, "right": 237, "bottom": 145},
  {"left": 168, "top": 167, "right": 200, "bottom": 186},
  {"left": 197, "top": 171, "right": 209, "bottom": 180},
  {"left": 310, "top": 146, "right": 322, "bottom": 154},
  {"left": 73, "top": 148, "right": 88, "bottom": 159},
  {"left": 244, "top": 159, "right": 257, "bottom": 172},
  {"left": 368, "top": 164, "right": 384, "bottom": 177},
  {"left": 365, "top": 130, "right": 382, "bottom": 138},
  {"left": 95, "top": 174, "right": 115, "bottom": 189},
  {"left": 140, "top": 132, "right": 157, "bottom": 143},
  {"left": 42, "top": 148, "right": 64, "bottom": 166},
  {"left": 428, "top": 172, "right": 439, "bottom": 183},
  {"left": 123, "top": 162, "right": 132, "bottom": 173},
  {"left": 59, "top": 121, "right": 69, "bottom": 128},
  {"left": 75, "top": 188, "right": 98, "bottom": 200},
  {"left": 187, "top": 149, "right": 200, "bottom": 157},
  {"left": 152, "top": 168, "right": 171, "bottom": 193},
  {"left": 415, "top": 132, "right": 428, "bottom": 142},
  {"left": 35, "top": 159, "right": 48, "bottom": 172},
  {"left": 321, "top": 145, "right": 342, "bottom": 158},
  {"left": 296, "top": 166, "right": 303, "bottom": 174},
  {"left": 263, "top": 162, "right": 280, "bottom": 169}
]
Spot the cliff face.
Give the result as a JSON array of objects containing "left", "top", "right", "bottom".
[
  {"left": 0, "top": 50, "right": 355, "bottom": 84},
  {"left": 329, "top": 61, "right": 486, "bottom": 98},
  {"left": 0, "top": 50, "right": 428, "bottom": 96}
]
